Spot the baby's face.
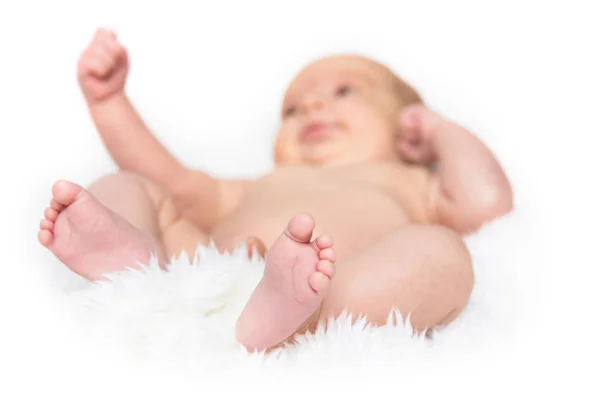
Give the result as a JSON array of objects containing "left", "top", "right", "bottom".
[{"left": 274, "top": 56, "right": 402, "bottom": 166}]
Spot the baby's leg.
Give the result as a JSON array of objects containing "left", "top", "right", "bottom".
[
  {"left": 236, "top": 214, "right": 335, "bottom": 352},
  {"left": 320, "top": 225, "right": 474, "bottom": 332},
  {"left": 87, "top": 172, "right": 164, "bottom": 237},
  {"left": 92, "top": 172, "right": 218, "bottom": 260},
  {"left": 38, "top": 173, "right": 211, "bottom": 280},
  {"left": 38, "top": 180, "right": 168, "bottom": 281},
  {"left": 87, "top": 172, "right": 210, "bottom": 258}
]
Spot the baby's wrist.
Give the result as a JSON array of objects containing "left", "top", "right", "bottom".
[{"left": 86, "top": 89, "right": 126, "bottom": 108}]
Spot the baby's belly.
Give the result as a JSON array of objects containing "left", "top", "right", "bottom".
[{"left": 209, "top": 191, "right": 412, "bottom": 261}]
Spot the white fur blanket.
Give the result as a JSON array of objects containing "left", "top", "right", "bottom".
[{"left": 57, "top": 211, "right": 520, "bottom": 373}]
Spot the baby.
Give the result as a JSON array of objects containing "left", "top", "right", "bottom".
[{"left": 38, "top": 28, "right": 513, "bottom": 352}]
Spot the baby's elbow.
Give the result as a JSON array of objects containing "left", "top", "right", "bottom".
[
  {"left": 484, "top": 183, "right": 514, "bottom": 218},
  {"left": 468, "top": 186, "right": 514, "bottom": 230},
  {"left": 437, "top": 183, "right": 514, "bottom": 235}
]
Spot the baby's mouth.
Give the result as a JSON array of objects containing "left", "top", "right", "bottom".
[{"left": 300, "top": 121, "right": 336, "bottom": 142}]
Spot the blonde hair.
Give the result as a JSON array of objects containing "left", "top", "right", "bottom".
[
  {"left": 371, "top": 59, "right": 423, "bottom": 108},
  {"left": 392, "top": 75, "right": 423, "bottom": 107}
]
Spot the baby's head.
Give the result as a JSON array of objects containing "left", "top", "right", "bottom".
[{"left": 274, "top": 55, "right": 422, "bottom": 166}]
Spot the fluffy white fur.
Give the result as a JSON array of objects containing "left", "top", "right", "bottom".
[{"left": 62, "top": 210, "right": 520, "bottom": 371}]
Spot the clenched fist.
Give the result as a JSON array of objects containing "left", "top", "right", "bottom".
[
  {"left": 397, "top": 104, "right": 441, "bottom": 165},
  {"left": 77, "top": 28, "right": 129, "bottom": 102}
]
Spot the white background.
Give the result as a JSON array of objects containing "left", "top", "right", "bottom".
[{"left": 1, "top": 0, "right": 599, "bottom": 397}]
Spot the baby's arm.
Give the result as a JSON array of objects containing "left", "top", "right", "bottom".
[
  {"left": 88, "top": 93, "right": 188, "bottom": 191},
  {"left": 398, "top": 105, "right": 512, "bottom": 234},
  {"left": 90, "top": 93, "right": 249, "bottom": 231},
  {"left": 78, "top": 29, "right": 188, "bottom": 192},
  {"left": 424, "top": 112, "right": 513, "bottom": 234},
  {"left": 78, "top": 29, "right": 242, "bottom": 231}
]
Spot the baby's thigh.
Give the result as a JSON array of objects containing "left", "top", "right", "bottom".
[
  {"left": 345, "top": 224, "right": 471, "bottom": 274},
  {"left": 324, "top": 224, "right": 474, "bottom": 327},
  {"left": 88, "top": 171, "right": 168, "bottom": 235},
  {"left": 158, "top": 197, "right": 210, "bottom": 257}
]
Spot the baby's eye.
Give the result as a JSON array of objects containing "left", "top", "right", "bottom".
[
  {"left": 336, "top": 85, "right": 353, "bottom": 97},
  {"left": 284, "top": 106, "right": 297, "bottom": 117}
]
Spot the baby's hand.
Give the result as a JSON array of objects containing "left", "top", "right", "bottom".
[
  {"left": 396, "top": 104, "right": 441, "bottom": 165},
  {"left": 77, "top": 28, "right": 129, "bottom": 102}
]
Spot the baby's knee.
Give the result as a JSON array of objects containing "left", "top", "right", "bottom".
[
  {"left": 91, "top": 171, "right": 148, "bottom": 188},
  {"left": 438, "top": 228, "right": 474, "bottom": 312},
  {"left": 90, "top": 171, "right": 165, "bottom": 204},
  {"left": 419, "top": 225, "right": 474, "bottom": 310}
]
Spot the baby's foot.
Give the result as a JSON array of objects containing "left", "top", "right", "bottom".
[
  {"left": 38, "top": 180, "right": 165, "bottom": 281},
  {"left": 235, "top": 213, "right": 336, "bottom": 352}
]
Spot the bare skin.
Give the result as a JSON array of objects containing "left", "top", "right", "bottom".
[
  {"left": 39, "top": 29, "right": 513, "bottom": 352},
  {"left": 38, "top": 180, "right": 166, "bottom": 281}
]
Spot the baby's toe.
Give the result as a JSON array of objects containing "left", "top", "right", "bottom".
[
  {"left": 44, "top": 207, "right": 59, "bottom": 222},
  {"left": 38, "top": 230, "right": 53, "bottom": 248},
  {"left": 313, "top": 234, "right": 333, "bottom": 251},
  {"left": 50, "top": 199, "right": 65, "bottom": 212},
  {"left": 316, "top": 259, "right": 335, "bottom": 279},
  {"left": 52, "top": 180, "right": 84, "bottom": 207},
  {"left": 40, "top": 219, "right": 54, "bottom": 231},
  {"left": 309, "top": 271, "right": 331, "bottom": 295},
  {"left": 319, "top": 247, "right": 336, "bottom": 263},
  {"left": 285, "top": 213, "right": 315, "bottom": 243}
]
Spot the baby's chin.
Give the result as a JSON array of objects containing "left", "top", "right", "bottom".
[
  {"left": 276, "top": 138, "right": 390, "bottom": 167},
  {"left": 275, "top": 149, "right": 336, "bottom": 167},
  {"left": 299, "top": 146, "right": 375, "bottom": 167},
  {"left": 310, "top": 147, "right": 402, "bottom": 167}
]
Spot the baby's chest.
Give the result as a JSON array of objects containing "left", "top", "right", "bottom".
[
  {"left": 247, "top": 166, "right": 429, "bottom": 219},
  {"left": 211, "top": 169, "right": 429, "bottom": 251},
  {"left": 241, "top": 174, "right": 413, "bottom": 227}
]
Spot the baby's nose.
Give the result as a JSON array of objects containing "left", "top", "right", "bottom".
[{"left": 301, "top": 94, "right": 325, "bottom": 114}]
